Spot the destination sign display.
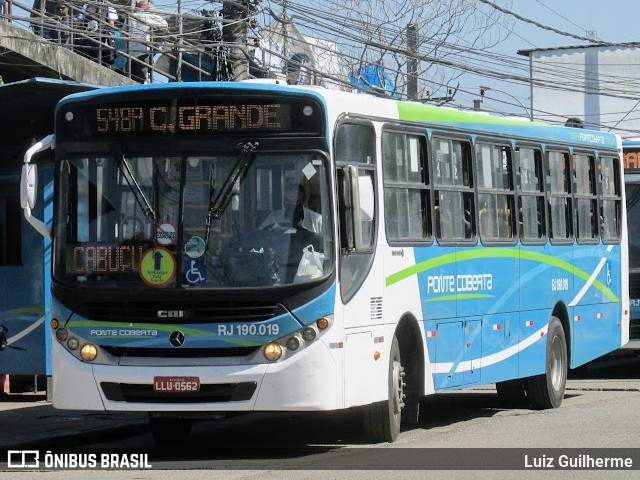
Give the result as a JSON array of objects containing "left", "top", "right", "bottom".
[
  {"left": 67, "top": 243, "right": 146, "bottom": 276},
  {"left": 58, "top": 95, "right": 324, "bottom": 138},
  {"left": 96, "top": 103, "right": 287, "bottom": 134},
  {"left": 623, "top": 148, "right": 640, "bottom": 170}
]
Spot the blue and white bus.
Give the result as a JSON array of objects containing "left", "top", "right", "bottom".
[
  {"left": 21, "top": 81, "right": 629, "bottom": 443},
  {"left": 622, "top": 139, "right": 640, "bottom": 349}
]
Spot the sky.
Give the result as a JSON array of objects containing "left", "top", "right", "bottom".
[{"left": 463, "top": 0, "right": 640, "bottom": 117}]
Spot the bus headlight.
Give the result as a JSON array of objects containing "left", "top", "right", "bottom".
[
  {"left": 263, "top": 342, "right": 283, "bottom": 361},
  {"left": 80, "top": 343, "right": 98, "bottom": 361}
]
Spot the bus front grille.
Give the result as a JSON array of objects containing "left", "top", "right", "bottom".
[
  {"left": 100, "top": 346, "right": 260, "bottom": 358},
  {"left": 100, "top": 382, "right": 257, "bottom": 403},
  {"left": 75, "top": 301, "right": 284, "bottom": 323}
]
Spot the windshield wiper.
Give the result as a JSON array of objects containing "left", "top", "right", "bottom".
[
  {"left": 204, "top": 142, "right": 258, "bottom": 261},
  {"left": 208, "top": 142, "right": 259, "bottom": 220},
  {"left": 118, "top": 154, "right": 156, "bottom": 221}
]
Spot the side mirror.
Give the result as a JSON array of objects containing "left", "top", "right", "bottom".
[
  {"left": 20, "top": 164, "right": 38, "bottom": 209},
  {"left": 21, "top": 134, "right": 55, "bottom": 239}
]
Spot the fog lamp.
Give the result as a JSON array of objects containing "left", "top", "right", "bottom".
[
  {"left": 286, "top": 336, "right": 300, "bottom": 351},
  {"left": 55, "top": 328, "right": 68, "bottom": 341},
  {"left": 67, "top": 337, "right": 79, "bottom": 350},
  {"left": 80, "top": 343, "right": 98, "bottom": 361},
  {"left": 264, "top": 342, "right": 283, "bottom": 361},
  {"left": 302, "top": 327, "right": 316, "bottom": 342}
]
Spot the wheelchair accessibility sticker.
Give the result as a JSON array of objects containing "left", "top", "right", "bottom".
[
  {"left": 183, "top": 259, "right": 206, "bottom": 284},
  {"left": 139, "top": 247, "right": 176, "bottom": 287}
]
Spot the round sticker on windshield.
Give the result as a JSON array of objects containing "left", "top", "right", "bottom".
[
  {"left": 138, "top": 247, "right": 176, "bottom": 287},
  {"left": 155, "top": 222, "right": 176, "bottom": 246},
  {"left": 184, "top": 235, "right": 205, "bottom": 258}
]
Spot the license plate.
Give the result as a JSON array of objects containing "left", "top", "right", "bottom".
[{"left": 153, "top": 376, "right": 200, "bottom": 393}]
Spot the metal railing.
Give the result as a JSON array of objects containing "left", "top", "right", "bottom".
[{"left": 1, "top": 1, "right": 220, "bottom": 83}]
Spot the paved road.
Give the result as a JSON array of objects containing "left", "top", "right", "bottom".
[{"left": 0, "top": 354, "right": 638, "bottom": 478}]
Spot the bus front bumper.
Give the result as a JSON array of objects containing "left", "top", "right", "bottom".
[{"left": 51, "top": 338, "right": 341, "bottom": 412}]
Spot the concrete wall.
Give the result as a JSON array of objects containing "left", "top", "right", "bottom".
[{"left": 530, "top": 45, "right": 640, "bottom": 137}]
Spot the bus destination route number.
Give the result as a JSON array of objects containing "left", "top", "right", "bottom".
[{"left": 153, "top": 376, "right": 200, "bottom": 393}]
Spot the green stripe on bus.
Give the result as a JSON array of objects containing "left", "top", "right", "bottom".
[
  {"left": 396, "top": 102, "right": 539, "bottom": 125},
  {"left": 385, "top": 248, "right": 619, "bottom": 302}
]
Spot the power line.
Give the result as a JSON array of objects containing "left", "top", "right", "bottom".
[{"left": 477, "top": 0, "right": 608, "bottom": 45}]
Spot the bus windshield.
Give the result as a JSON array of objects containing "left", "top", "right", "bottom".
[{"left": 54, "top": 151, "right": 333, "bottom": 289}]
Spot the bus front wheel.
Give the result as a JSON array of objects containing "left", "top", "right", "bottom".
[
  {"left": 526, "top": 316, "right": 567, "bottom": 409},
  {"left": 362, "top": 336, "right": 404, "bottom": 443}
]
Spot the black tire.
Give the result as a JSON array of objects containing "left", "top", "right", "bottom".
[
  {"left": 362, "top": 336, "right": 404, "bottom": 443},
  {"left": 496, "top": 379, "right": 528, "bottom": 407},
  {"left": 149, "top": 417, "right": 192, "bottom": 446},
  {"left": 526, "top": 316, "right": 568, "bottom": 409}
]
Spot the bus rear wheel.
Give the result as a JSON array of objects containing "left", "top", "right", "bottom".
[
  {"left": 362, "top": 336, "right": 405, "bottom": 443},
  {"left": 149, "top": 416, "right": 192, "bottom": 445},
  {"left": 526, "top": 316, "right": 567, "bottom": 409}
]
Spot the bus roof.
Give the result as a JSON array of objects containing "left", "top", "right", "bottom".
[{"left": 56, "top": 81, "right": 619, "bottom": 150}]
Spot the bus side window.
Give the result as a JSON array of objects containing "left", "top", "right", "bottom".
[
  {"left": 382, "top": 130, "right": 430, "bottom": 241},
  {"left": 574, "top": 153, "right": 598, "bottom": 243},
  {"left": 516, "top": 146, "right": 545, "bottom": 242},
  {"left": 476, "top": 143, "right": 514, "bottom": 243},
  {"left": 433, "top": 136, "right": 474, "bottom": 243},
  {"left": 547, "top": 151, "right": 573, "bottom": 242},
  {"left": 600, "top": 156, "right": 622, "bottom": 242}
]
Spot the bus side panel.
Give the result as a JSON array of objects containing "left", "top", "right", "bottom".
[
  {"left": 517, "top": 310, "right": 551, "bottom": 378},
  {"left": 0, "top": 170, "right": 51, "bottom": 376},
  {"left": 455, "top": 245, "right": 519, "bottom": 319},
  {"left": 478, "top": 312, "right": 519, "bottom": 384},
  {"left": 572, "top": 303, "right": 622, "bottom": 366},
  {"left": 414, "top": 245, "right": 457, "bottom": 321},
  {"left": 343, "top": 247, "right": 389, "bottom": 408},
  {"left": 457, "top": 245, "right": 520, "bottom": 385},
  {"left": 570, "top": 244, "right": 623, "bottom": 366},
  {"left": 519, "top": 244, "right": 573, "bottom": 312},
  {"left": 432, "top": 320, "right": 464, "bottom": 390}
]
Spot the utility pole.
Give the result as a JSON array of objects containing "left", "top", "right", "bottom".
[
  {"left": 176, "top": 0, "right": 183, "bottom": 81},
  {"left": 222, "top": 1, "right": 251, "bottom": 81},
  {"left": 406, "top": 23, "right": 418, "bottom": 100}
]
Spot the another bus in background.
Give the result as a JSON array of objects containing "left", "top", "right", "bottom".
[{"left": 622, "top": 139, "right": 640, "bottom": 349}]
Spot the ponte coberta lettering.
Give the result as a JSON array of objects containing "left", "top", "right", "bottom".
[{"left": 426, "top": 273, "right": 493, "bottom": 294}]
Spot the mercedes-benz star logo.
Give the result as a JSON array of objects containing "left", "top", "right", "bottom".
[{"left": 169, "top": 330, "right": 185, "bottom": 348}]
